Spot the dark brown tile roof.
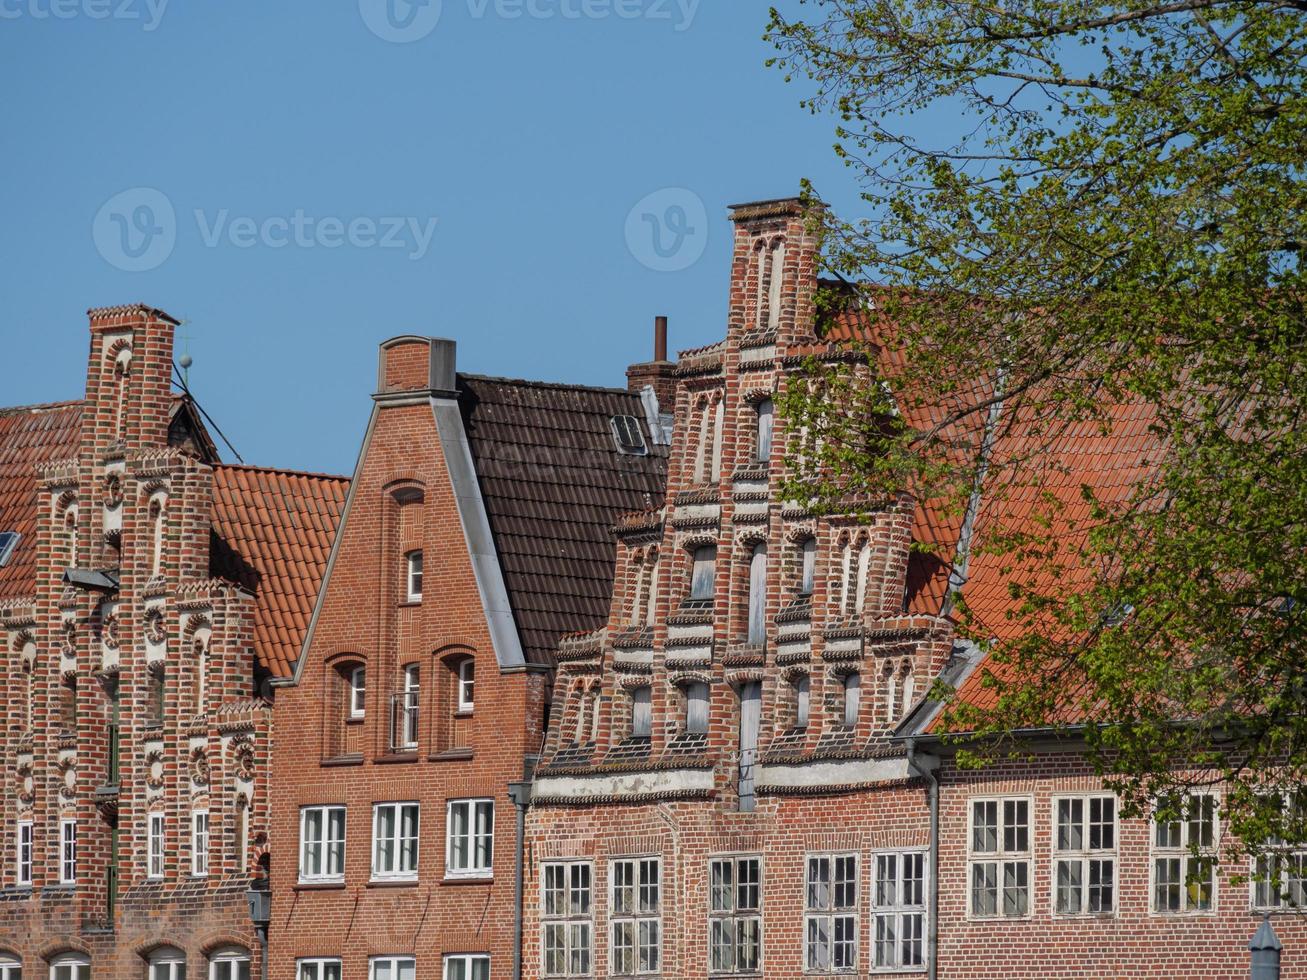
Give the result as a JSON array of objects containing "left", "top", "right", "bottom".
[
  {"left": 0, "top": 401, "right": 83, "bottom": 602},
  {"left": 458, "top": 375, "right": 669, "bottom": 666},
  {"left": 209, "top": 464, "right": 349, "bottom": 679}
]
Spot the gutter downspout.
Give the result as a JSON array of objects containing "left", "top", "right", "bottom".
[
  {"left": 907, "top": 739, "right": 941, "bottom": 980},
  {"left": 507, "top": 779, "right": 533, "bottom": 980}
]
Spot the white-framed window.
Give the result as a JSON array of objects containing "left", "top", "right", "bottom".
[
  {"left": 805, "top": 853, "right": 858, "bottom": 974},
  {"left": 968, "top": 798, "right": 1031, "bottom": 918},
  {"left": 370, "top": 957, "right": 415, "bottom": 980},
  {"left": 630, "top": 686, "right": 652, "bottom": 739},
  {"left": 16, "top": 819, "right": 33, "bottom": 886},
  {"left": 350, "top": 665, "right": 366, "bottom": 718},
  {"left": 49, "top": 953, "right": 90, "bottom": 980},
  {"left": 149, "top": 947, "right": 188, "bottom": 980},
  {"left": 299, "top": 806, "right": 346, "bottom": 883},
  {"left": 1053, "top": 795, "right": 1117, "bottom": 915},
  {"left": 297, "top": 959, "right": 342, "bottom": 980},
  {"left": 689, "top": 545, "right": 717, "bottom": 600},
  {"left": 457, "top": 659, "right": 475, "bottom": 713},
  {"left": 191, "top": 810, "right": 210, "bottom": 877},
  {"left": 755, "top": 398, "right": 775, "bottom": 464},
  {"left": 59, "top": 819, "right": 77, "bottom": 884},
  {"left": 148, "top": 812, "right": 166, "bottom": 879},
  {"left": 406, "top": 551, "right": 423, "bottom": 602},
  {"left": 1253, "top": 791, "right": 1307, "bottom": 909},
  {"left": 0, "top": 955, "right": 21, "bottom": 980},
  {"left": 441, "top": 956, "right": 488, "bottom": 980},
  {"left": 873, "top": 851, "right": 926, "bottom": 971},
  {"left": 610, "top": 857, "right": 661, "bottom": 976},
  {"left": 208, "top": 947, "right": 250, "bottom": 980},
  {"left": 542, "top": 861, "right": 593, "bottom": 977},
  {"left": 685, "top": 682, "right": 710, "bottom": 735},
  {"left": 446, "top": 799, "right": 493, "bottom": 878},
  {"left": 398, "top": 664, "right": 420, "bottom": 750},
  {"left": 708, "top": 855, "right": 762, "bottom": 975},
  {"left": 842, "top": 673, "right": 860, "bottom": 728},
  {"left": 371, "top": 802, "right": 419, "bottom": 881},
  {"left": 1152, "top": 793, "right": 1218, "bottom": 913}
]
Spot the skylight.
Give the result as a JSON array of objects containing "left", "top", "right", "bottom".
[
  {"left": 610, "top": 415, "right": 648, "bottom": 456},
  {"left": 0, "top": 532, "right": 20, "bottom": 568}
]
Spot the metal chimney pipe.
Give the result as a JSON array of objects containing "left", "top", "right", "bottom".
[{"left": 654, "top": 316, "right": 668, "bottom": 362}]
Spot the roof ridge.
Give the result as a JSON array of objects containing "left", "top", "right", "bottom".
[
  {"left": 213, "top": 461, "right": 350, "bottom": 484},
  {"left": 459, "top": 373, "right": 638, "bottom": 397},
  {"left": 0, "top": 399, "right": 83, "bottom": 417}
]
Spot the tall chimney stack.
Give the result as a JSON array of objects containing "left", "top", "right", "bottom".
[
  {"left": 654, "top": 315, "right": 668, "bottom": 363},
  {"left": 626, "top": 316, "right": 680, "bottom": 426}
]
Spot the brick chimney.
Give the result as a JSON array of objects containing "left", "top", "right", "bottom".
[{"left": 626, "top": 315, "right": 679, "bottom": 412}]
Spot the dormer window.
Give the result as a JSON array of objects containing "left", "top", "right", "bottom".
[
  {"left": 690, "top": 545, "right": 717, "bottom": 601},
  {"left": 799, "top": 538, "right": 817, "bottom": 596},
  {"left": 350, "top": 665, "right": 367, "bottom": 719},
  {"left": 457, "top": 659, "right": 475, "bottom": 713},
  {"left": 406, "top": 551, "right": 424, "bottom": 603},
  {"left": 0, "top": 532, "right": 19, "bottom": 567},
  {"left": 754, "top": 399, "right": 774, "bottom": 464},
  {"left": 611, "top": 415, "right": 648, "bottom": 456},
  {"left": 631, "top": 686, "right": 652, "bottom": 738}
]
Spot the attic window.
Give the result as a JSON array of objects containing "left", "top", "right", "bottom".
[
  {"left": 610, "top": 416, "right": 648, "bottom": 456},
  {"left": 0, "top": 532, "right": 19, "bottom": 568}
]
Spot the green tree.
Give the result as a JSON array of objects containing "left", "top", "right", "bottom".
[{"left": 767, "top": 0, "right": 1307, "bottom": 870}]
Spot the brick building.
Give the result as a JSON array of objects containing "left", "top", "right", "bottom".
[
  {"left": 0, "top": 305, "right": 347, "bottom": 979},
  {"left": 523, "top": 197, "right": 1307, "bottom": 979},
  {"left": 267, "top": 336, "right": 666, "bottom": 980}
]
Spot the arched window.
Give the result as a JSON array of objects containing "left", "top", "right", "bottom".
[
  {"left": 690, "top": 545, "right": 717, "bottom": 601},
  {"left": 208, "top": 946, "right": 250, "bottom": 980},
  {"left": 884, "top": 663, "right": 899, "bottom": 725},
  {"left": 457, "top": 658, "right": 475, "bottom": 713},
  {"left": 855, "top": 541, "right": 871, "bottom": 616},
  {"left": 710, "top": 399, "right": 726, "bottom": 481},
  {"left": 0, "top": 955, "right": 21, "bottom": 980},
  {"left": 148, "top": 946, "right": 187, "bottom": 980},
  {"left": 194, "top": 636, "right": 209, "bottom": 716},
  {"left": 747, "top": 544, "right": 767, "bottom": 645},
  {"left": 899, "top": 662, "right": 915, "bottom": 720},
  {"left": 795, "top": 674, "right": 811, "bottom": 729},
  {"left": 630, "top": 686, "right": 652, "bottom": 738},
  {"left": 756, "top": 241, "right": 771, "bottom": 330},
  {"left": 842, "top": 673, "right": 861, "bottom": 728},
  {"left": 839, "top": 538, "right": 853, "bottom": 614},
  {"left": 799, "top": 538, "right": 817, "bottom": 597},
  {"left": 685, "top": 682, "right": 710, "bottom": 734},
  {"left": 767, "top": 241, "right": 786, "bottom": 331},
  {"left": 148, "top": 493, "right": 167, "bottom": 576},
  {"left": 49, "top": 953, "right": 90, "bottom": 980},
  {"left": 755, "top": 399, "right": 774, "bottom": 464},
  {"left": 694, "top": 400, "right": 712, "bottom": 484},
  {"left": 642, "top": 551, "right": 659, "bottom": 626}
]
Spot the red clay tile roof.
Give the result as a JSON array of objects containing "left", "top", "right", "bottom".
[
  {"left": 209, "top": 464, "right": 349, "bottom": 679},
  {"left": 0, "top": 401, "right": 83, "bottom": 602},
  {"left": 458, "top": 375, "right": 669, "bottom": 665}
]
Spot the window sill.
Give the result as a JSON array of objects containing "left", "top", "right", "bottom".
[
  {"left": 442, "top": 874, "right": 494, "bottom": 885},
  {"left": 322, "top": 754, "right": 364, "bottom": 768},
  {"left": 295, "top": 881, "right": 346, "bottom": 891},
  {"left": 346, "top": 716, "right": 365, "bottom": 726},
  {"left": 376, "top": 751, "right": 419, "bottom": 765},
  {"left": 428, "top": 747, "right": 474, "bottom": 763},
  {"left": 367, "top": 878, "right": 419, "bottom": 889},
  {"left": 455, "top": 709, "right": 474, "bottom": 718},
  {"left": 400, "top": 599, "right": 422, "bottom": 608}
]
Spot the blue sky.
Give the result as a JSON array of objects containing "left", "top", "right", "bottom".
[{"left": 0, "top": 0, "right": 864, "bottom": 475}]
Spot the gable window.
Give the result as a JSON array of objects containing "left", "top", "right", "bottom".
[
  {"left": 690, "top": 545, "right": 717, "bottom": 601},
  {"left": 630, "top": 686, "right": 652, "bottom": 739},
  {"left": 746, "top": 544, "right": 767, "bottom": 645},
  {"left": 1152, "top": 793, "right": 1217, "bottom": 913},
  {"left": 350, "top": 665, "right": 366, "bottom": 719},
  {"left": 1253, "top": 791, "right": 1307, "bottom": 909},
  {"left": 709, "top": 855, "right": 762, "bottom": 975},
  {"left": 457, "top": 659, "right": 475, "bottom": 713},
  {"left": 59, "top": 819, "right": 77, "bottom": 884},
  {"left": 798, "top": 538, "right": 816, "bottom": 596},
  {"left": 147, "top": 812, "right": 165, "bottom": 879},
  {"left": 300, "top": 806, "right": 346, "bottom": 883},
  {"left": 610, "top": 857, "right": 661, "bottom": 977},
  {"left": 446, "top": 799, "right": 494, "bottom": 878},
  {"left": 441, "top": 957, "right": 487, "bottom": 980},
  {"left": 49, "top": 953, "right": 90, "bottom": 980},
  {"left": 841, "top": 673, "right": 861, "bottom": 728},
  {"left": 150, "top": 948, "right": 187, "bottom": 980},
  {"left": 191, "top": 810, "right": 210, "bottom": 877},
  {"left": 969, "top": 798, "right": 1031, "bottom": 917},
  {"left": 1054, "top": 796, "right": 1117, "bottom": 915},
  {"left": 873, "top": 851, "right": 926, "bottom": 969},
  {"left": 406, "top": 551, "right": 423, "bottom": 603},
  {"left": 17, "top": 820, "right": 33, "bottom": 887},
  {"left": 208, "top": 948, "right": 250, "bottom": 980},
  {"left": 685, "top": 683, "right": 710, "bottom": 735},
  {"left": 297, "top": 960, "right": 342, "bottom": 980},
  {"left": 805, "top": 853, "right": 858, "bottom": 974},
  {"left": 754, "top": 399, "right": 774, "bottom": 464},
  {"left": 542, "top": 861, "right": 593, "bottom": 977},
  {"left": 371, "top": 802, "right": 419, "bottom": 881}
]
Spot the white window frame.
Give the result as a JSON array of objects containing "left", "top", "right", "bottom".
[
  {"left": 49, "top": 953, "right": 90, "bottom": 980},
  {"left": 59, "top": 819, "right": 77, "bottom": 884},
  {"left": 1051, "top": 795, "right": 1117, "bottom": 916},
  {"left": 708, "top": 854, "right": 762, "bottom": 976},
  {"left": 1151, "top": 792, "right": 1219, "bottom": 915},
  {"left": 299, "top": 805, "right": 346, "bottom": 883},
  {"left": 192, "top": 809, "right": 210, "bottom": 877},
  {"left": 399, "top": 664, "right": 420, "bottom": 750},
  {"left": 0, "top": 955, "right": 21, "bottom": 980},
  {"left": 208, "top": 947, "right": 251, "bottom": 980},
  {"left": 148, "top": 811, "right": 166, "bottom": 880},
  {"left": 369, "top": 957, "right": 416, "bottom": 980},
  {"left": 150, "top": 948, "right": 188, "bottom": 980},
  {"left": 609, "top": 856, "right": 661, "bottom": 977},
  {"left": 872, "top": 850, "right": 927, "bottom": 972},
  {"left": 17, "top": 819, "right": 33, "bottom": 887},
  {"left": 966, "top": 797, "right": 1032, "bottom": 919},
  {"left": 297, "top": 959, "right": 342, "bottom": 980},
  {"left": 1252, "top": 791, "right": 1307, "bottom": 910},
  {"left": 371, "top": 802, "right": 420, "bottom": 882},
  {"left": 445, "top": 799, "right": 494, "bottom": 879},
  {"left": 441, "top": 955, "right": 488, "bottom": 980},
  {"left": 350, "top": 665, "right": 367, "bottom": 719},
  {"left": 457, "top": 659, "right": 475, "bottom": 713},
  {"left": 406, "top": 551, "right": 423, "bottom": 602},
  {"left": 541, "top": 860, "right": 593, "bottom": 978},
  {"left": 805, "top": 852, "right": 859, "bottom": 974}
]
